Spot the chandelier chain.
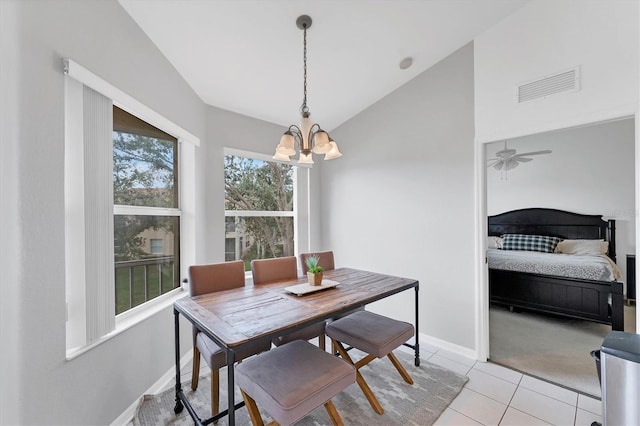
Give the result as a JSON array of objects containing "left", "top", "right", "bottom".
[{"left": 301, "top": 24, "right": 309, "bottom": 114}]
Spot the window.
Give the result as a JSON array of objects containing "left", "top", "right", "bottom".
[
  {"left": 64, "top": 58, "right": 197, "bottom": 355},
  {"left": 224, "top": 154, "right": 295, "bottom": 269},
  {"left": 113, "top": 107, "right": 180, "bottom": 315},
  {"left": 150, "top": 239, "right": 164, "bottom": 255}
]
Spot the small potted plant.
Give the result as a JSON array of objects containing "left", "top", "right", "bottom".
[{"left": 305, "top": 254, "right": 324, "bottom": 286}]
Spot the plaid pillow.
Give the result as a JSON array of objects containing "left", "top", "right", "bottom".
[{"left": 502, "top": 234, "right": 562, "bottom": 253}]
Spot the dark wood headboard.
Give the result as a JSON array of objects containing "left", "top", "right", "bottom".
[{"left": 488, "top": 208, "right": 616, "bottom": 262}]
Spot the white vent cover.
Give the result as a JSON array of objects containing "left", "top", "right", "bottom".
[{"left": 516, "top": 67, "right": 580, "bottom": 103}]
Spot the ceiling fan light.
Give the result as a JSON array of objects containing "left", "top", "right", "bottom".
[{"left": 505, "top": 159, "right": 519, "bottom": 170}]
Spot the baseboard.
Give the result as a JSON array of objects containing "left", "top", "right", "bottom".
[
  {"left": 110, "top": 350, "right": 193, "bottom": 426},
  {"left": 397, "top": 332, "right": 478, "bottom": 361}
]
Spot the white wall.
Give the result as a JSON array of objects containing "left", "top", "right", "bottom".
[
  {"left": 0, "top": 1, "right": 205, "bottom": 424},
  {"left": 475, "top": 0, "right": 639, "bottom": 354},
  {"left": 475, "top": 0, "right": 639, "bottom": 143},
  {"left": 0, "top": 1, "right": 22, "bottom": 423},
  {"left": 323, "top": 43, "right": 477, "bottom": 351},
  {"left": 487, "top": 118, "right": 636, "bottom": 287}
]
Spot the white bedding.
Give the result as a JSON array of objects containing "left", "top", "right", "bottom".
[{"left": 487, "top": 248, "right": 621, "bottom": 282}]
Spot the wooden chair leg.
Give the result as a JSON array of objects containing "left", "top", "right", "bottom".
[
  {"left": 319, "top": 333, "right": 326, "bottom": 351},
  {"left": 240, "top": 389, "right": 265, "bottom": 426},
  {"left": 324, "top": 400, "right": 344, "bottom": 426},
  {"left": 387, "top": 352, "right": 414, "bottom": 384},
  {"left": 332, "top": 340, "right": 384, "bottom": 415},
  {"left": 211, "top": 369, "right": 220, "bottom": 422},
  {"left": 191, "top": 347, "right": 201, "bottom": 390}
]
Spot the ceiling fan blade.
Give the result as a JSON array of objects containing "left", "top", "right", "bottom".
[
  {"left": 487, "top": 159, "right": 501, "bottom": 168},
  {"left": 513, "top": 150, "right": 552, "bottom": 157},
  {"left": 514, "top": 157, "right": 533, "bottom": 162}
]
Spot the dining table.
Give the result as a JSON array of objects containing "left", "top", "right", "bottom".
[{"left": 172, "top": 267, "right": 420, "bottom": 426}]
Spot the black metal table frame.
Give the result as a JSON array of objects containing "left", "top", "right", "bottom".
[{"left": 172, "top": 272, "right": 419, "bottom": 426}]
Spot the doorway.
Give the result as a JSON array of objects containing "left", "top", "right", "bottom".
[{"left": 484, "top": 118, "right": 637, "bottom": 396}]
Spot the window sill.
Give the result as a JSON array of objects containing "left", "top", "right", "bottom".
[{"left": 65, "top": 288, "right": 187, "bottom": 361}]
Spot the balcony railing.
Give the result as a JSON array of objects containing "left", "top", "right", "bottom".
[{"left": 115, "top": 256, "right": 176, "bottom": 315}]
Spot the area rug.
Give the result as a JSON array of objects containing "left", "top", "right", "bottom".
[
  {"left": 490, "top": 304, "right": 636, "bottom": 398},
  {"left": 133, "top": 350, "right": 468, "bottom": 425}
]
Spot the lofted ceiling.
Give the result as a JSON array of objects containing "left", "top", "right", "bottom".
[{"left": 118, "top": 0, "right": 529, "bottom": 131}]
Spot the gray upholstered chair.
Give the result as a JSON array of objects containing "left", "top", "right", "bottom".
[
  {"left": 189, "top": 260, "right": 271, "bottom": 420},
  {"left": 251, "top": 256, "right": 326, "bottom": 349},
  {"left": 326, "top": 310, "right": 415, "bottom": 414},
  {"left": 236, "top": 340, "right": 355, "bottom": 426}
]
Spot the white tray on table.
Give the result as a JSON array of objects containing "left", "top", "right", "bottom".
[{"left": 285, "top": 279, "right": 340, "bottom": 296}]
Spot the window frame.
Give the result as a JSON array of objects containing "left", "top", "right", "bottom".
[
  {"left": 63, "top": 58, "right": 198, "bottom": 359},
  {"left": 223, "top": 148, "right": 306, "bottom": 270}
]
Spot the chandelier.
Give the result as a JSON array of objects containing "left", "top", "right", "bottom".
[{"left": 273, "top": 15, "right": 342, "bottom": 164}]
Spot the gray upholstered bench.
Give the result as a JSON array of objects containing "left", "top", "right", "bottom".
[
  {"left": 326, "top": 310, "right": 414, "bottom": 414},
  {"left": 235, "top": 339, "right": 356, "bottom": 426}
]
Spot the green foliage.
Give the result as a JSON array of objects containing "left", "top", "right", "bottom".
[
  {"left": 305, "top": 254, "right": 324, "bottom": 274},
  {"left": 113, "top": 131, "right": 176, "bottom": 208},
  {"left": 225, "top": 155, "right": 295, "bottom": 259},
  {"left": 113, "top": 131, "right": 177, "bottom": 261}
]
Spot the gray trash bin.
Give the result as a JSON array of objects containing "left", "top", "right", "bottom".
[{"left": 600, "top": 331, "right": 640, "bottom": 426}]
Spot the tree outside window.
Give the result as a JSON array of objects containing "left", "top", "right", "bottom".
[
  {"left": 113, "top": 107, "right": 180, "bottom": 314},
  {"left": 224, "top": 154, "right": 294, "bottom": 269}
]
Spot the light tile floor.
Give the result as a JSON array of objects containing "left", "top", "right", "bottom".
[
  {"left": 155, "top": 340, "right": 602, "bottom": 426},
  {"left": 415, "top": 343, "right": 602, "bottom": 426}
]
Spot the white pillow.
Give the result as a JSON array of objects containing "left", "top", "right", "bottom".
[
  {"left": 487, "top": 236, "right": 503, "bottom": 249},
  {"left": 555, "top": 239, "right": 608, "bottom": 256}
]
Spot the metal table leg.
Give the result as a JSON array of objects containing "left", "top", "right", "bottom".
[
  {"left": 227, "top": 348, "right": 236, "bottom": 425},
  {"left": 414, "top": 285, "right": 420, "bottom": 366}
]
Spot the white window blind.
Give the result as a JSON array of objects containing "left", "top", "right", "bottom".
[
  {"left": 82, "top": 86, "right": 116, "bottom": 341},
  {"left": 65, "top": 83, "right": 116, "bottom": 351}
]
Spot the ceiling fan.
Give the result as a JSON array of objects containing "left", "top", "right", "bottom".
[{"left": 487, "top": 141, "right": 552, "bottom": 172}]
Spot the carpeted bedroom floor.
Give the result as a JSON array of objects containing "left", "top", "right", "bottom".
[{"left": 489, "top": 303, "right": 636, "bottom": 398}]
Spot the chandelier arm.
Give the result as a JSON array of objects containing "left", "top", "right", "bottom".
[
  {"left": 287, "top": 125, "right": 303, "bottom": 146},
  {"left": 288, "top": 124, "right": 302, "bottom": 134},
  {"left": 307, "top": 123, "right": 321, "bottom": 145}
]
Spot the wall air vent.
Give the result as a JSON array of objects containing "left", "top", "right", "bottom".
[{"left": 516, "top": 66, "right": 580, "bottom": 103}]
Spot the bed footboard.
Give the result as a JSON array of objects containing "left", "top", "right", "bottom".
[{"left": 489, "top": 269, "right": 624, "bottom": 331}]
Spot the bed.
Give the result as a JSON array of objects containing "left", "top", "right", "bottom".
[{"left": 488, "top": 208, "right": 624, "bottom": 331}]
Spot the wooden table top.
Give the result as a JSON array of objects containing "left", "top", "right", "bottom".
[{"left": 174, "top": 267, "right": 418, "bottom": 350}]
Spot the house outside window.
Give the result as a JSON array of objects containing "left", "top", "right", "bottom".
[{"left": 224, "top": 154, "right": 295, "bottom": 269}]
